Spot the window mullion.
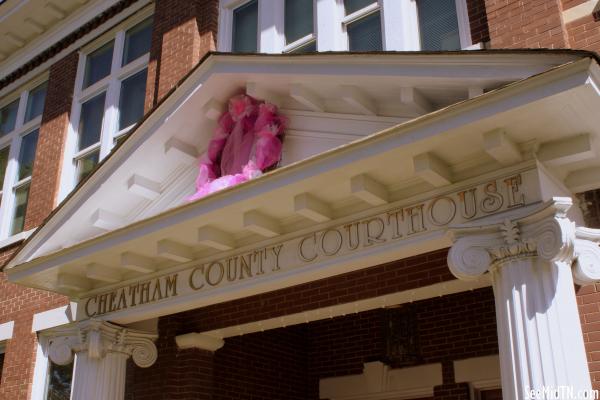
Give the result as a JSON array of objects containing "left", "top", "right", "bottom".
[
  {"left": 317, "top": 0, "right": 345, "bottom": 51},
  {"left": 100, "top": 31, "right": 126, "bottom": 158},
  {"left": 258, "top": 0, "right": 285, "bottom": 53},
  {"left": 0, "top": 135, "right": 22, "bottom": 239}
]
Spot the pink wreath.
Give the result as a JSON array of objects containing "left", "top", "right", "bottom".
[{"left": 188, "top": 94, "right": 286, "bottom": 201}]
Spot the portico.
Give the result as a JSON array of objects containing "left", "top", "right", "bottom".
[{"left": 5, "top": 51, "right": 600, "bottom": 399}]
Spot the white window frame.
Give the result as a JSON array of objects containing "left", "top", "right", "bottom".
[
  {"left": 59, "top": 8, "right": 154, "bottom": 201},
  {"left": 0, "top": 74, "right": 48, "bottom": 241},
  {"left": 217, "top": 0, "right": 474, "bottom": 53}
]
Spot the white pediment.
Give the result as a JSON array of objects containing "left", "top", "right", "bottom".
[{"left": 6, "top": 52, "right": 600, "bottom": 308}]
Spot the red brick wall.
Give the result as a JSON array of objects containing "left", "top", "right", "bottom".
[
  {"left": 145, "top": 0, "right": 218, "bottom": 112},
  {"left": 485, "top": 0, "right": 568, "bottom": 49},
  {"left": 567, "top": 15, "right": 600, "bottom": 55},
  {"left": 0, "top": 244, "right": 68, "bottom": 400},
  {"left": 25, "top": 51, "right": 79, "bottom": 230}
]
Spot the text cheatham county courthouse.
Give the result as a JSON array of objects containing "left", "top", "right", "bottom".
[{"left": 4, "top": 0, "right": 600, "bottom": 399}]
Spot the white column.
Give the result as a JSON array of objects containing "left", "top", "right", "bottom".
[
  {"left": 46, "top": 319, "right": 158, "bottom": 400},
  {"left": 448, "top": 198, "right": 600, "bottom": 399}
]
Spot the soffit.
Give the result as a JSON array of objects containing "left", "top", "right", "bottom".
[{"left": 5, "top": 52, "right": 600, "bottom": 298}]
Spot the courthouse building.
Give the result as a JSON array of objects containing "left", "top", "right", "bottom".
[{"left": 3, "top": 0, "right": 600, "bottom": 399}]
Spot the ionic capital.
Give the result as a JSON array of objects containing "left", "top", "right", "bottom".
[
  {"left": 447, "top": 197, "right": 592, "bottom": 281},
  {"left": 46, "top": 319, "right": 158, "bottom": 368}
]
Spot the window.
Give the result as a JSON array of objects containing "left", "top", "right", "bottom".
[
  {"left": 65, "top": 15, "right": 153, "bottom": 191},
  {"left": 284, "top": 0, "right": 316, "bottom": 52},
  {"left": 44, "top": 360, "right": 73, "bottom": 400},
  {"left": 219, "top": 0, "right": 473, "bottom": 53},
  {"left": 343, "top": 0, "right": 382, "bottom": 52},
  {"left": 0, "top": 79, "right": 46, "bottom": 239},
  {"left": 232, "top": 0, "right": 258, "bottom": 52},
  {"left": 0, "top": 342, "right": 5, "bottom": 382}
]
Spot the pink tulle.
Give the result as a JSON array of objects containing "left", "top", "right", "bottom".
[{"left": 187, "top": 94, "right": 285, "bottom": 201}]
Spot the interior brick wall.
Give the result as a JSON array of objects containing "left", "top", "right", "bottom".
[
  {"left": 25, "top": 51, "right": 79, "bottom": 231},
  {"left": 126, "top": 286, "right": 497, "bottom": 400},
  {"left": 0, "top": 244, "right": 68, "bottom": 400},
  {"left": 145, "top": 0, "right": 218, "bottom": 112}
]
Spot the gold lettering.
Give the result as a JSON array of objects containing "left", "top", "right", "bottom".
[
  {"left": 165, "top": 274, "right": 178, "bottom": 297},
  {"left": 85, "top": 296, "right": 97, "bottom": 318},
  {"left": 139, "top": 281, "right": 151, "bottom": 304},
  {"left": 226, "top": 257, "right": 238, "bottom": 282},
  {"left": 481, "top": 180, "right": 503, "bottom": 213},
  {"left": 240, "top": 254, "right": 252, "bottom": 279},
  {"left": 271, "top": 244, "right": 283, "bottom": 271},
  {"left": 504, "top": 174, "right": 525, "bottom": 208},
  {"left": 386, "top": 210, "right": 404, "bottom": 239},
  {"left": 404, "top": 205, "right": 426, "bottom": 235},
  {"left": 363, "top": 217, "right": 386, "bottom": 246},
  {"left": 108, "top": 292, "right": 117, "bottom": 313},
  {"left": 298, "top": 234, "right": 317, "bottom": 262},
  {"left": 206, "top": 261, "right": 225, "bottom": 286},
  {"left": 151, "top": 278, "right": 163, "bottom": 302},
  {"left": 458, "top": 188, "right": 477, "bottom": 219},
  {"left": 253, "top": 249, "right": 266, "bottom": 275},
  {"left": 116, "top": 290, "right": 127, "bottom": 311},
  {"left": 189, "top": 266, "right": 205, "bottom": 291},
  {"left": 427, "top": 196, "right": 456, "bottom": 226},
  {"left": 98, "top": 293, "right": 109, "bottom": 315},
  {"left": 320, "top": 229, "right": 343, "bottom": 256}
]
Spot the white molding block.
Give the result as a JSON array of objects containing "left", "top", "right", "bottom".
[
  {"left": 197, "top": 226, "right": 235, "bottom": 251},
  {"left": 454, "top": 355, "right": 501, "bottom": 390},
  {"left": 413, "top": 152, "right": 452, "bottom": 187},
  {"left": 175, "top": 333, "right": 224, "bottom": 352},
  {"left": 24, "top": 18, "right": 45, "bottom": 34},
  {"left": 340, "top": 85, "right": 377, "bottom": 116},
  {"left": 157, "top": 239, "right": 194, "bottom": 262},
  {"left": 243, "top": 210, "right": 281, "bottom": 237},
  {"left": 246, "top": 82, "right": 282, "bottom": 106},
  {"left": 164, "top": 137, "right": 198, "bottom": 164},
  {"left": 565, "top": 166, "right": 600, "bottom": 193},
  {"left": 294, "top": 193, "right": 332, "bottom": 222},
  {"left": 86, "top": 263, "right": 122, "bottom": 283},
  {"left": 0, "top": 321, "right": 14, "bottom": 341},
  {"left": 290, "top": 84, "right": 325, "bottom": 112},
  {"left": 483, "top": 128, "right": 522, "bottom": 165},
  {"left": 57, "top": 273, "right": 90, "bottom": 292},
  {"left": 6, "top": 33, "right": 25, "bottom": 48},
  {"left": 400, "top": 87, "right": 433, "bottom": 115},
  {"left": 202, "top": 98, "right": 224, "bottom": 121},
  {"left": 91, "top": 209, "right": 123, "bottom": 231},
  {"left": 32, "top": 304, "right": 77, "bottom": 332},
  {"left": 537, "top": 133, "right": 595, "bottom": 166},
  {"left": 350, "top": 174, "right": 389, "bottom": 206},
  {"left": 120, "top": 252, "right": 156, "bottom": 274},
  {"left": 468, "top": 87, "right": 484, "bottom": 98},
  {"left": 320, "top": 362, "right": 442, "bottom": 400},
  {"left": 127, "top": 174, "right": 161, "bottom": 200},
  {"left": 45, "top": 3, "right": 67, "bottom": 19}
]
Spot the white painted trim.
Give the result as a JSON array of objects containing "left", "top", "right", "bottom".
[
  {"left": 31, "top": 303, "right": 78, "bottom": 332},
  {"left": 203, "top": 278, "right": 489, "bottom": 339},
  {"left": 0, "top": 321, "right": 14, "bottom": 341},
  {"left": 30, "top": 339, "right": 50, "bottom": 400},
  {"left": 175, "top": 333, "right": 224, "bottom": 351},
  {"left": 563, "top": 0, "right": 596, "bottom": 24},
  {"left": 454, "top": 355, "right": 501, "bottom": 390},
  {"left": 0, "top": 228, "right": 34, "bottom": 250},
  {"left": 320, "top": 362, "right": 443, "bottom": 400}
]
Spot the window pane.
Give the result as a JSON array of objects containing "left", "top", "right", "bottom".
[
  {"left": 417, "top": 0, "right": 461, "bottom": 51},
  {"left": 122, "top": 17, "right": 153, "bottom": 66},
  {"left": 11, "top": 183, "right": 29, "bottom": 235},
  {"left": 76, "top": 150, "right": 99, "bottom": 183},
  {"left": 0, "top": 100, "right": 18, "bottom": 136},
  {"left": 18, "top": 129, "right": 39, "bottom": 181},
  {"left": 45, "top": 360, "right": 73, "bottom": 400},
  {"left": 0, "top": 147, "right": 8, "bottom": 189},
  {"left": 289, "top": 40, "right": 317, "bottom": 53},
  {"left": 285, "top": 0, "right": 313, "bottom": 44},
  {"left": 78, "top": 93, "right": 106, "bottom": 151},
  {"left": 83, "top": 41, "right": 114, "bottom": 89},
  {"left": 232, "top": 0, "right": 258, "bottom": 53},
  {"left": 24, "top": 82, "right": 47, "bottom": 123},
  {"left": 344, "top": 0, "right": 376, "bottom": 15},
  {"left": 118, "top": 68, "right": 147, "bottom": 130},
  {"left": 348, "top": 12, "right": 382, "bottom": 51}
]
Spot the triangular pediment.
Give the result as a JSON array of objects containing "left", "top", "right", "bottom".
[{"left": 6, "top": 51, "right": 600, "bottom": 306}]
